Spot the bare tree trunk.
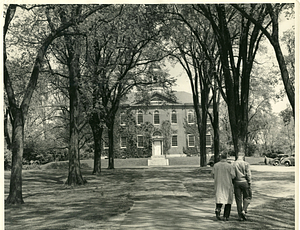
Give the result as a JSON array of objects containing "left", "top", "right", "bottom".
[
  {"left": 89, "top": 114, "right": 103, "bottom": 174},
  {"left": 107, "top": 121, "right": 115, "bottom": 169},
  {"left": 199, "top": 127, "right": 207, "bottom": 166},
  {"left": 5, "top": 109, "right": 24, "bottom": 204},
  {"left": 192, "top": 93, "right": 203, "bottom": 167},
  {"left": 61, "top": 12, "right": 86, "bottom": 185},
  {"left": 65, "top": 53, "right": 86, "bottom": 185},
  {"left": 4, "top": 108, "right": 12, "bottom": 150},
  {"left": 212, "top": 78, "right": 220, "bottom": 163},
  {"left": 105, "top": 101, "right": 119, "bottom": 169},
  {"left": 199, "top": 88, "right": 209, "bottom": 167}
]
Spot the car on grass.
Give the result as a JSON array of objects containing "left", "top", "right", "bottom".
[
  {"left": 271, "top": 154, "right": 289, "bottom": 166},
  {"left": 208, "top": 155, "right": 235, "bottom": 167},
  {"left": 281, "top": 155, "right": 295, "bottom": 166}
]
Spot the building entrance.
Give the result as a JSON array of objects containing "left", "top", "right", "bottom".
[
  {"left": 148, "top": 131, "right": 169, "bottom": 166},
  {"left": 153, "top": 140, "right": 162, "bottom": 156}
]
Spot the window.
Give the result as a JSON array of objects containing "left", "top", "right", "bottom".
[
  {"left": 120, "top": 112, "right": 126, "bottom": 126},
  {"left": 188, "top": 110, "right": 194, "bottom": 124},
  {"left": 137, "top": 135, "right": 144, "bottom": 148},
  {"left": 171, "top": 135, "right": 178, "bottom": 147},
  {"left": 103, "top": 137, "right": 109, "bottom": 149},
  {"left": 206, "top": 134, "right": 212, "bottom": 147},
  {"left": 154, "top": 110, "right": 160, "bottom": 124},
  {"left": 137, "top": 110, "right": 143, "bottom": 125},
  {"left": 120, "top": 136, "right": 127, "bottom": 148},
  {"left": 188, "top": 134, "right": 195, "bottom": 147},
  {"left": 171, "top": 110, "right": 177, "bottom": 124}
]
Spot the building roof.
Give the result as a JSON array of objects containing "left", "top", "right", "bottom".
[
  {"left": 122, "top": 91, "right": 193, "bottom": 105},
  {"left": 174, "top": 91, "right": 194, "bottom": 104}
]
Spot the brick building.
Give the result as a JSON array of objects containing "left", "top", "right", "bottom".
[{"left": 106, "top": 91, "right": 212, "bottom": 159}]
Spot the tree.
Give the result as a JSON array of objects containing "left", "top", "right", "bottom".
[
  {"left": 232, "top": 3, "right": 295, "bottom": 117},
  {"left": 58, "top": 5, "right": 87, "bottom": 185},
  {"left": 195, "top": 4, "right": 267, "bottom": 157},
  {"left": 45, "top": 5, "right": 110, "bottom": 182},
  {"left": 209, "top": 66, "right": 222, "bottom": 163},
  {"left": 163, "top": 5, "right": 218, "bottom": 166},
  {"left": 279, "top": 107, "right": 295, "bottom": 154},
  {"left": 246, "top": 60, "right": 278, "bottom": 151},
  {"left": 83, "top": 5, "right": 172, "bottom": 169},
  {"left": 77, "top": 6, "right": 121, "bottom": 174},
  {"left": 4, "top": 4, "right": 109, "bottom": 204}
]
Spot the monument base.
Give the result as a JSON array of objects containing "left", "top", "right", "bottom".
[{"left": 148, "top": 155, "right": 169, "bottom": 166}]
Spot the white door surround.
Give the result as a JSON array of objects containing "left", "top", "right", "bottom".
[{"left": 148, "top": 131, "right": 169, "bottom": 166}]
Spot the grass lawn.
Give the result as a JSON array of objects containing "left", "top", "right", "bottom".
[
  {"left": 4, "top": 160, "right": 295, "bottom": 230},
  {"left": 78, "top": 156, "right": 265, "bottom": 169}
]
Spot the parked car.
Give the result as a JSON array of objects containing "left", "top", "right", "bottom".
[
  {"left": 281, "top": 155, "right": 295, "bottom": 166},
  {"left": 208, "top": 155, "right": 235, "bottom": 167},
  {"left": 271, "top": 154, "right": 289, "bottom": 166}
]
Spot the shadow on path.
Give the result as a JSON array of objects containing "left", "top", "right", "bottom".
[
  {"left": 118, "top": 197, "right": 232, "bottom": 230},
  {"left": 106, "top": 168, "right": 295, "bottom": 230}
]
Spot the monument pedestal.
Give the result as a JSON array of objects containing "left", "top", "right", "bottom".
[{"left": 148, "top": 155, "right": 169, "bottom": 166}]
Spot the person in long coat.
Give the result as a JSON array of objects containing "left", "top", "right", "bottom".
[{"left": 211, "top": 152, "right": 236, "bottom": 221}]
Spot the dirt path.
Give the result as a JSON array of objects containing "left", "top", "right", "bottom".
[
  {"left": 5, "top": 166, "right": 295, "bottom": 230},
  {"left": 95, "top": 170, "right": 232, "bottom": 230},
  {"left": 101, "top": 166, "right": 295, "bottom": 230}
]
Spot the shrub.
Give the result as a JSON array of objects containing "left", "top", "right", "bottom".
[
  {"left": 40, "top": 161, "right": 90, "bottom": 170},
  {"left": 183, "top": 147, "right": 198, "bottom": 157},
  {"left": 23, "top": 139, "right": 70, "bottom": 164},
  {"left": 245, "top": 142, "right": 257, "bottom": 157},
  {"left": 22, "top": 160, "right": 41, "bottom": 170},
  {"left": 36, "top": 152, "right": 54, "bottom": 164},
  {"left": 80, "top": 151, "right": 93, "bottom": 160}
]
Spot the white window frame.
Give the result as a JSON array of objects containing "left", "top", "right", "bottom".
[
  {"left": 120, "top": 136, "right": 127, "bottom": 149},
  {"left": 187, "top": 134, "right": 195, "bottom": 147},
  {"left": 153, "top": 110, "right": 160, "bottom": 125},
  {"left": 137, "top": 110, "right": 143, "bottom": 125},
  {"left": 171, "top": 110, "right": 177, "bottom": 124},
  {"left": 188, "top": 110, "right": 194, "bottom": 124},
  {"left": 171, "top": 134, "right": 178, "bottom": 147},
  {"left": 137, "top": 135, "right": 144, "bottom": 148}
]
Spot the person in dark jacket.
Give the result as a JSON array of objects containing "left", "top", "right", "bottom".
[{"left": 233, "top": 150, "right": 252, "bottom": 221}]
